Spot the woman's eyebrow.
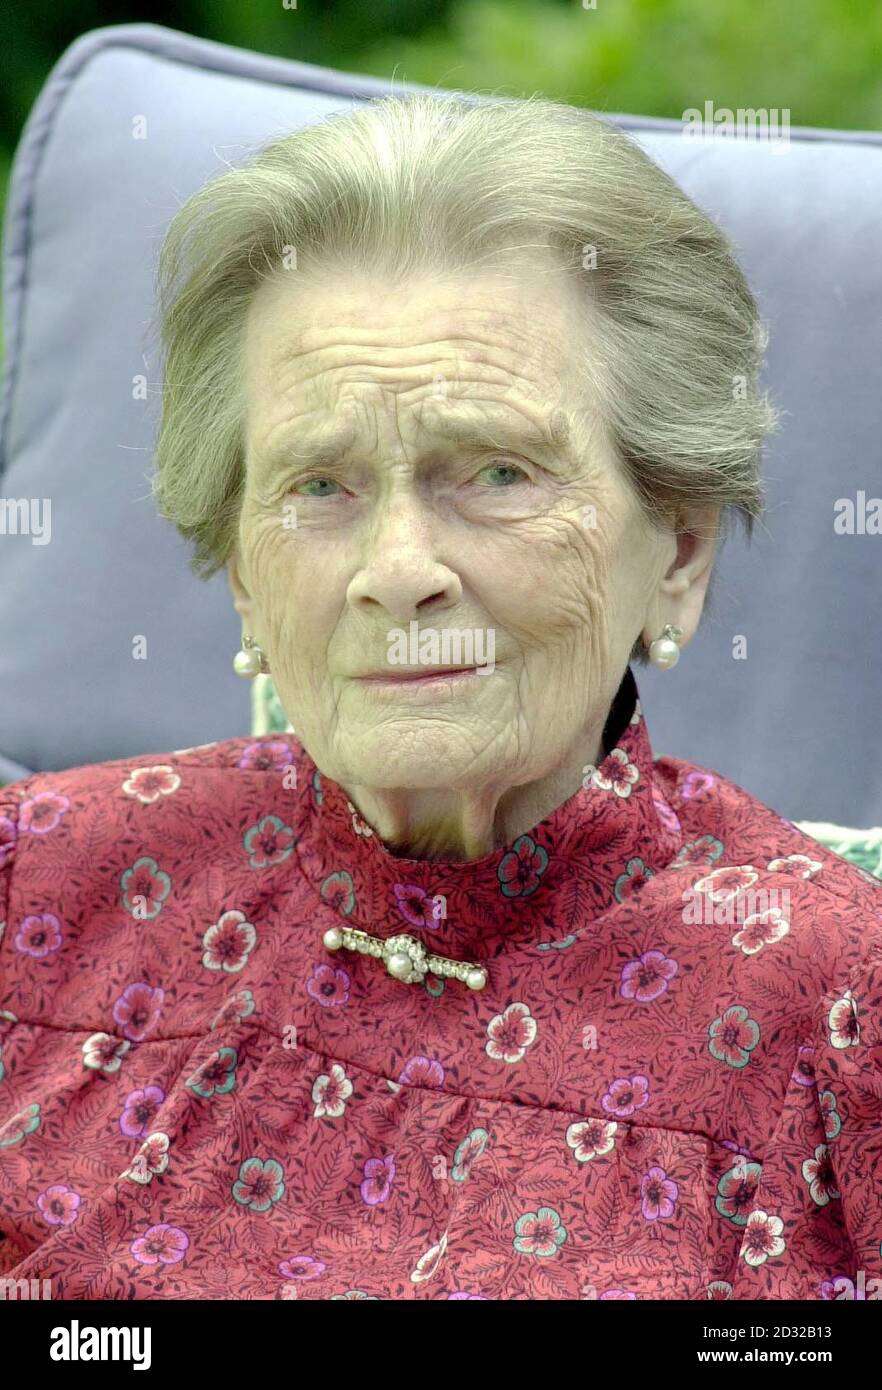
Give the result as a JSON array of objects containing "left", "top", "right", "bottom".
[{"left": 257, "top": 406, "right": 574, "bottom": 473}]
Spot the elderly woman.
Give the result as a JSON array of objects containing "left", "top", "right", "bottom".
[{"left": 1, "top": 93, "right": 880, "bottom": 1303}]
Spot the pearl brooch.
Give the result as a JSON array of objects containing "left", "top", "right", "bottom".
[{"left": 323, "top": 926, "right": 487, "bottom": 991}]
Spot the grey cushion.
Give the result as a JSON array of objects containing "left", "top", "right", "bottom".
[{"left": 1, "top": 22, "right": 880, "bottom": 823}]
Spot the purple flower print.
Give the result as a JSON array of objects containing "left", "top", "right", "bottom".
[
  {"left": 792, "top": 1044, "right": 816, "bottom": 1088},
  {"left": 360, "top": 1155, "right": 396, "bottom": 1205},
  {"left": 120, "top": 1085, "right": 166, "bottom": 1138},
  {"left": 113, "top": 983, "right": 164, "bottom": 1042},
  {"left": 0, "top": 815, "right": 17, "bottom": 868},
  {"left": 130, "top": 1224, "right": 189, "bottom": 1266},
  {"left": 601, "top": 1074, "right": 650, "bottom": 1117},
  {"left": 19, "top": 790, "right": 70, "bottom": 834},
  {"left": 681, "top": 771, "right": 715, "bottom": 799},
  {"left": 37, "top": 1184, "right": 81, "bottom": 1226},
  {"left": 238, "top": 740, "right": 295, "bottom": 773},
  {"left": 14, "top": 913, "right": 63, "bottom": 959},
  {"left": 277, "top": 1255, "right": 326, "bottom": 1280},
  {"left": 398, "top": 1056, "right": 445, "bottom": 1088},
  {"left": 641, "top": 1166, "right": 678, "bottom": 1221},
  {"left": 620, "top": 950, "right": 678, "bottom": 1002},
  {"left": 393, "top": 882, "right": 441, "bottom": 930},
  {"left": 307, "top": 962, "right": 350, "bottom": 1008}
]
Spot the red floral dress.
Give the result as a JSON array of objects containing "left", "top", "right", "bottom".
[{"left": 1, "top": 668, "right": 880, "bottom": 1300}]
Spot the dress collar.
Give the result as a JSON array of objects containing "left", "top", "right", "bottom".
[{"left": 291, "top": 666, "right": 682, "bottom": 961}]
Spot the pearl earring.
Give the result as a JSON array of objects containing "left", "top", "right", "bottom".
[
  {"left": 233, "top": 634, "right": 269, "bottom": 679},
  {"left": 648, "top": 624, "right": 683, "bottom": 670}
]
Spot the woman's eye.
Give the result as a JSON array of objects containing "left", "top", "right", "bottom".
[
  {"left": 473, "top": 461, "right": 530, "bottom": 487},
  {"left": 293, "top": 477, "right": 342, "bottom": 498}
]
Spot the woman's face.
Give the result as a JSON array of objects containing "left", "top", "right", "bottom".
[{"left": 229, "top": 263, "right": 713, "bottom": 793}]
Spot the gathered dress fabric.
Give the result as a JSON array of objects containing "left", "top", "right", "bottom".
[{"left": 1, "top": 666, "right": 881, "bottom": 1301}]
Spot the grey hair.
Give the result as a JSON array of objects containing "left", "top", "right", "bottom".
[{"left": 151, "top": 91, "right": 778, "bottom": 666}]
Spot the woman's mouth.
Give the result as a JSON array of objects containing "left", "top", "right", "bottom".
[{"left": 354, "top": 666, "right": 489, "bottom": 698}]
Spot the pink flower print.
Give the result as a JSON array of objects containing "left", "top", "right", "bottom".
[
  {"left": 37, "top": 1184, "right": 81, "bottom": 1226},
  {"left": 692, "top": 864, "right": 759, "bottom": 905},
  {"left": 714, "top": 1161, "right": 762, "bottom": 1226},
  {"left": 307, "top": 962, "right": 351, "bottom": 1008},
  {"left": 14, "top": 912, "right": 63, "bottom": 958},
  {"left": 613, "top": 857, "right": 653, "bottom": 903},
  {"left": 319, "top": 870, "right": 356, "bottom": 915},
  {"left": 121, "top": 766, "right": 181, "bottom": 804},
  {"left": 708, "top": 1005, "right": 761, "bottom": 1069},
  {"left": 393, "top": 882, "right": 440, "bottom": 930},
  {"left": 243, "top": 814, "right": 295, "bottom": 869},
  {"left": 601, "top": 1074, "right": 650, "bottom": 1118},
  {"left": 766, "top": 852, "right": 823, "bottom": 879},
  {"left": 237, "top": 740, "right": 295, "bottom": 773},
  {"left": 202, "top": 910, "right": 257, "bottom": 974},
  {"left": 361, "top": 1154, "right": 395, "bottom": 1205},
  {"left": 0, "top": 814, "right": 16, "bottom": 868},
  {"left": 120, "top": 1085, "right": 166, "bottom": 1138},
  {"left": 497, "top": 835, "right": 549, "bottom": 898},
  {"left": 130, "top": 1224, "right": 189, "bottom": 1266},
  {"left": 278, "top": 1255, "right": 326, "bottom": 1280},
  {"left": 592, "top": 748, "right": 640, "bottom": 798},
  {"left": 566, "top": 1117, "right": 617, "bottom": 1162},
  {"left": 707, "top": 1281, "right": 733, "bottom": 1300},
  {"left": 791, "top": 1044, "right": 816, "bottom": 1088},
  {"left": 731, "top": 907, "right": 790, "bottom": 955},
  {"left": 681, "top": 771, "right": 715, "bottom": 799},
  {"left": 448, "top": 1291, "right": 488, "bottom": 1299},
  {"left": 82, "top": 1032, "right": 130, "bottom": 1073},
  {"left": 113, "top": 983, "right": 164, "bottom": 1042},
  {"left": 398, "top": 1056, "right": 445, "bottom": 1088},
  {"left": 123, "top": 1132, "right": 170, "bottom": 1185},
  {"left": 827, "top": 991, "right": 860, "bottom": 1049},
  {"left": 670, "top": 836, "right": 724, "bottom": 870},
  {"left": 121, "top": 855, "right": 172, "bottom": 920},
  {"left": 641, "top": 1165, "right": 678, "bottom": 1221},
  {"left": 485, "top": 1001, "right": 538, "bottom": 1063},
  {"left": 19, "top": 790, "right": 70, "bottom": 834},
  {"left": 801, "top": 1144, "right": 840, "bottom": 1206},
  {"left": 739, "top": 1210, "right": 786, "bottom": 1266},
  {"left": 312, "top": 1063, "right": 354, "bottom": 1119},
  {"left": 600, "top": 1289, "right": 637, "bottom": 1299},
  {"left": 619, "top": 949, "right": 678, "bottom": 1003}
]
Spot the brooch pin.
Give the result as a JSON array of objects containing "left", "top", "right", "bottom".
[{"left": 323, "top": 926, "right": 487, "bottom": 991}]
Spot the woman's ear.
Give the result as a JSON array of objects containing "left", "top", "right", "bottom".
[{"left": 227, "top": 552, "right": 254, "bottom": 624}]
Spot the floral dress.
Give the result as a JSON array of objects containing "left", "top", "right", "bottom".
[{"left": 1, "top": 667, "right": 880, "bottom": 1300}]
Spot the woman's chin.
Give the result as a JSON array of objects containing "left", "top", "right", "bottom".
[{"left": 331, "top": 733, "right": 490, "bottom": 791}]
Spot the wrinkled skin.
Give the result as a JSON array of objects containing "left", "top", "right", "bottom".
[{"left": 228, "top": 262, "right": 718, "bottom": 860}]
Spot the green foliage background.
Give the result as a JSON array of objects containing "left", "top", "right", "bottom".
[{"left": 0, "top": 0, "right": 879, "bottom": 348}]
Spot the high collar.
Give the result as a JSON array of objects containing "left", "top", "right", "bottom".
[{"left": 292, "top": 666, "right": 682, "bottom": 961}]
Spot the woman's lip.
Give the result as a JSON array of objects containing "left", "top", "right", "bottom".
[{"left": 357, "top": 667, "right": 478, "bottom": 684}]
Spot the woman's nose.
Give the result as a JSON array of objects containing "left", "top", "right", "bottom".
[{"left": 345, "top": 499, "right": 463, "bottom": 623}]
